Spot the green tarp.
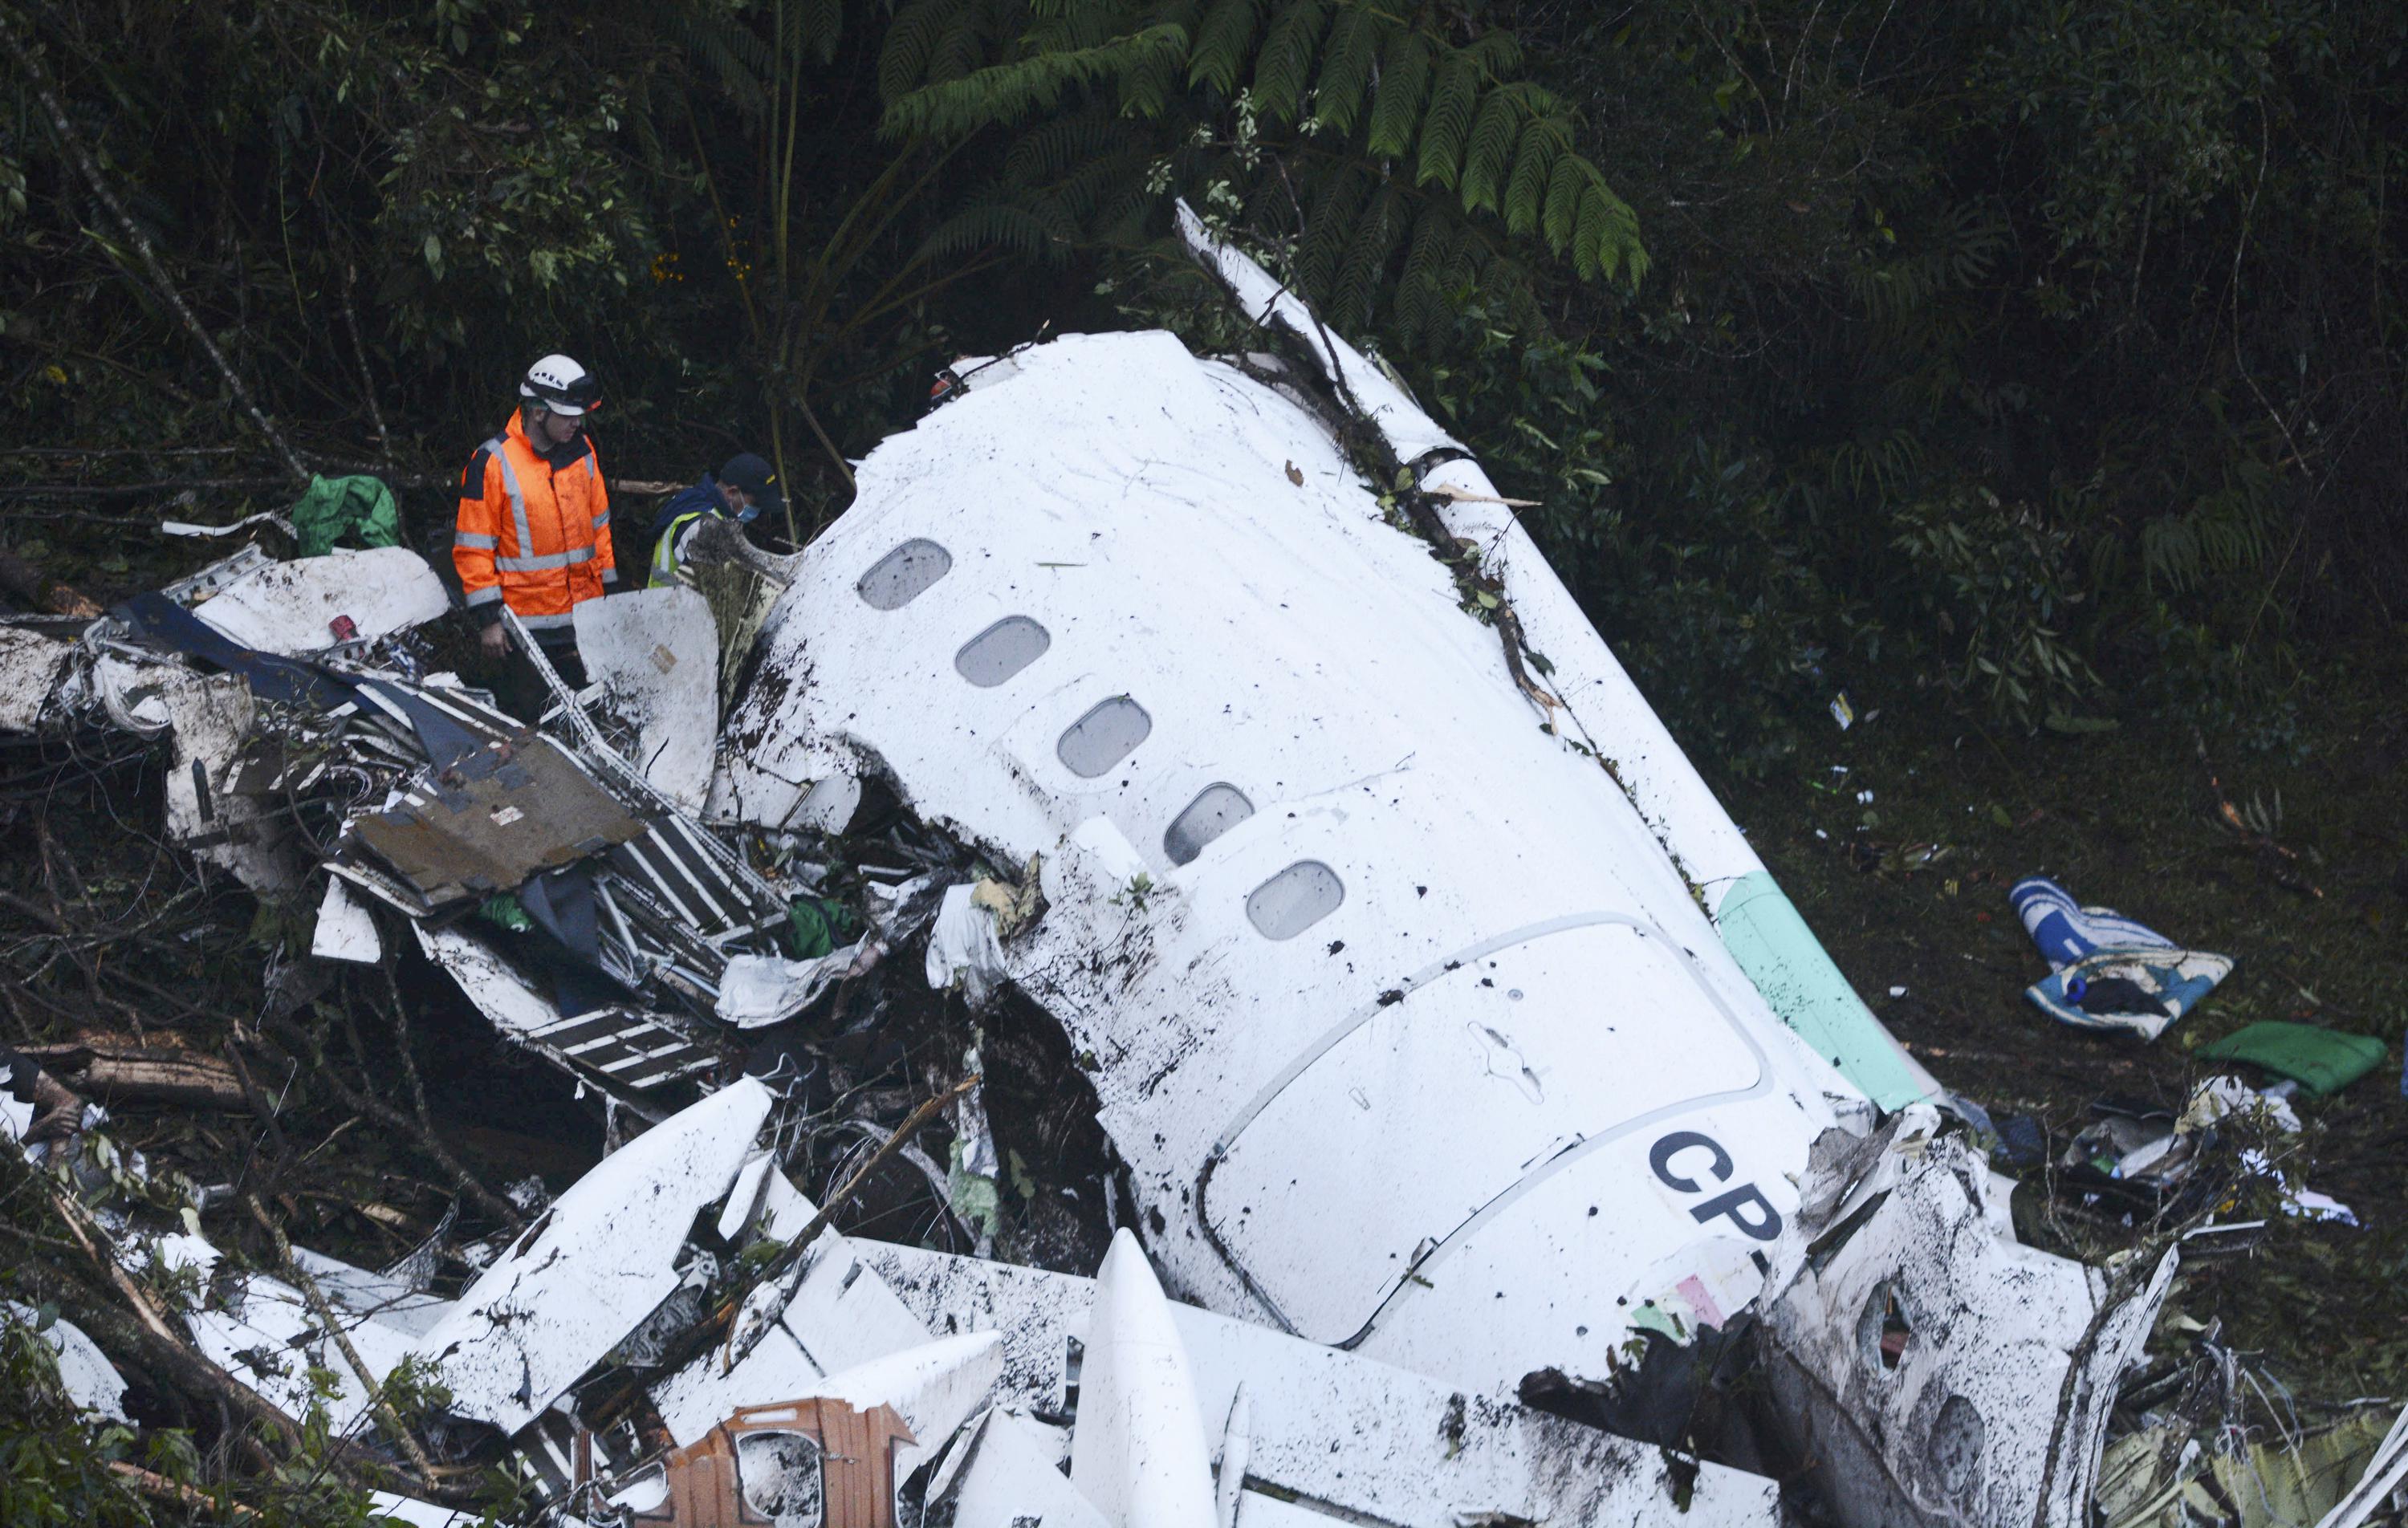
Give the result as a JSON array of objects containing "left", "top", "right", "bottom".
[
  {"left": 290, "top": 474, "right": 399, "bottom": 558},
  {"left": 2198, "top": 1020, "right": 2386, "bottom": 1095}
]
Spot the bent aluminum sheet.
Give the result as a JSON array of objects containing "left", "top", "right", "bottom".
[
  {"left": 717, "top": 328, "right": 1855, "bottom": 1395},
  {"left": 862, "top": 1239, "right": 1781, "bottom": 1528},
  {"left": 354, "top": 732, "right": 646, "bottom": 906},
  {"left": 413, "top": 922, "right": 718, "bottom": 1092},
  {"left": 574, "top": 587, "right": 719, "bottom": 811},
  {"left": 1178, "top": 204, "right": 1937, "bottom": 1116},
  {"left": 413, "top": 1076, "right": 772, "bottom": 1434},
  {"left": 191, "top": 547, "right": 449, "bottom": 656}
]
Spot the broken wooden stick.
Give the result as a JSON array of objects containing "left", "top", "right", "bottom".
[
  {"left": 24, "top": 1038, "right": 250, "bottom": 1112},
  {"left": 249, "top": 1021, "right": 524, "bottom": 1227},
  {"left": 721, "top": 1074, "right": 981, "bottom": 1372},
  {"left": 244, "top": 1194, "right": 443, "bottom": 1491}
]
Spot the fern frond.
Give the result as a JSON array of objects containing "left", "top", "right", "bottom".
[
  {"left": 880, "top": 24, "right": 1189, "bottom": 140},
  {"left": 1393, "top": 196, "right": 1454, "bottom": 343},
  {"left": 1503, "top": 126, "right": 1557, "bottom": 236},
  {"left": 880, "top": 0, "right": 975, "bottom": 100},
  {"left": 1458, "top": 87, "right": 1521, "bottom": 213},
  {"left": 1311, "top": 7, "right": 1381, "bottom": 135},
  {"left": 1002, "top": 104, "right": 1123, "bottom": 181},
  {"left": 917, "top": 197, "right": 1077, "bottom": 261},
  {"left": 1365, "top": 29, "right": 1432, "bottom": 158},
  {"left": 785, "top": 0, "right": 844, "bottom": 67},
  {"left": 1540, "top": 152, "right": 1582, "bottom": 249},
  {"left": 1187, "top": 0, "right": 1261, "bottom": 93},
  {"left": 1414, "top": 48, "right": 1479, "bottom": 188},
  {"left": 1294, "top": 165, "right": 1372, "bottom": 298},
  {"left": 678, "top": 7, "right": 775, "bottom": 119},
  {"left": 1117, "top": 2, "right": 1196, "bottom": 117},
  {"left": 1331, "top": 178, "right": 1407, "bottom": 327},
  {"left": 1248, "top": 0, "right": 1326, "bottom": 118}
]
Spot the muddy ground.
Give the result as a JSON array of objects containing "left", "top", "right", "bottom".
[{"left": 1722, "top": 653, "right": 2408, "bottom": 1407}]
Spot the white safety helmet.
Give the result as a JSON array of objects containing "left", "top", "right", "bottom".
[{"left": 520, "top": 353, "right": 600, "bottom": 416}]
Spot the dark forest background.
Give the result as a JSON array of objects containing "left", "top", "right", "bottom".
[{"left": 2, "top": 0, "right": 2401, "bottom": 764}]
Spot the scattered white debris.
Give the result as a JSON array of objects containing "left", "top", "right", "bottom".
[
  {"left": 414, "top": 1077, "right": 774, "bottom": 1433},
  {"left": 311, "top": 876, "right": 382, "bottom": 964},
  {"left": 573, "top": 586, "right": 718, "bottom": 809},
  {"left": 191, "top": 547, "right": 448, "bottom": 655},
  {"left": 2, "top": 1301, "right": 129, "bottom": 1421}
]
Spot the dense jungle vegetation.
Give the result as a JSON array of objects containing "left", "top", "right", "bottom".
[
  {"left": 3, "top": 0, "right": 2401, "bottom": 764},
  {"left": 3, "top": 0, "right": 2406, "bottom": 1520}
]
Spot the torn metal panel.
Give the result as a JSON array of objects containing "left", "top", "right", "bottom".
[
  {"left": 1070, "top": 1230, "right": 1218, "bottom": 1528},
  {"left": 575, "top": 587, "right": 720, "bottom": 810},
  {"left": 413, "top": 923, "right": 718, "bottom": 1093},
  {"left": 311, "top": 875, "right": 382, "bottom": 963},
  {"left": 716, "top": 325, "right": 1861, "bottom": 1403},
  {"left": 0, "top": 628, "right": 75, "bottom": 732},
  {"left": 352, "top": 733, "right": 648, "bottom": 906},
  {"left": 1178, "top": 203, "right": 1936, "bottom": 1118},
  {"left": 190, "top": 547, "right": 449, "bottom": 655},
  {"left": 652, "top": 1173, "right": 939, "bottom": 1448},
  {"left": 365, "top": 1492, "right": 481, "bottom": 1528},
  {"left": 1755, "top": 1107, "right": 2178, "bottom": 1528},
  {"left": 859, "top": 1242, "right": 1783, "bottom": 1528},
  {"left": 413, "top": 1076, "right": 773, "bottom": 1435},
  {"left": 929, "top": 1408, "right": 1109, "bottom": 1528},
  {"left": 139, "top": 658, "right": 303, "bottom": 892},
  {"left": 148, "top": 1230, "right": 454, "bottom": 1433}
]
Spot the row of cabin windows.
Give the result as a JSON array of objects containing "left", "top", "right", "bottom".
[{"left": 859, "top": 537, "right": 1344, "bottom": 940}]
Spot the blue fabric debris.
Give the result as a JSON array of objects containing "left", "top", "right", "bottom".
[{"left": 2009, "top": 876, "right": 2233, "bottom": 1042}]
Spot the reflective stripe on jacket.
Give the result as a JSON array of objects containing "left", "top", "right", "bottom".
[
  {"left": 648, "top": 510, "right": 707, "bottom": 589},
  {"left": 453, "top": 413, "right": 616, "bottom": 630}
]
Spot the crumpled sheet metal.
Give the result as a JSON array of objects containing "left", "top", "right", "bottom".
[
  {"left": 715, "top": 324, "right": 1862, "bottom": 1399},
  {"left": 928, "top": 1407, "right": 1108, "bottom": 1528},
  {"left": 575, "top": 587, "right": 719, "bottom": 811},
  {"left": 413, "top": 1076, "right": 773, "bottom": 1435},
  {"left": 352, "top": 732, "right": 647, "bottom": 906},
  {"left": 413, "top": 923, "right": 718, "bottom": 1092},
  {"left": 652, "top": 1171, "right": 935, "bottom": 1449},
  {"left": 142, "top": 657, "right": 302, "bottom": 892},
  {"left": 148, "top": 1230, "right": 452, "bottom": 1436},
  {"left": 0, "top": 628, "right": 75, "bottom": 733},
  {"left": 1755, "top": 1107, "right": 2178, "bottom": 1528},
  {"left": 858, "top": 1240, "right": 1783, "bottom": 1528},
  {"left": 189, "top": 547, "right": 448, "bottom": 656}
]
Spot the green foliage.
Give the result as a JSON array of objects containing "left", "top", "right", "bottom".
[
  {"left": 0, "top": 1319, "right": 153, "bottom": 1528},
  {"left": 1889, "top": 488, "right": 2099, "bottom": 726},
  {"left": 872, "top": 0, "right": 1647, "bottom": 335}
]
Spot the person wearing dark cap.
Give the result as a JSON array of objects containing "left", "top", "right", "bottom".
[{"left": 648, "top": 453, "right": 783, "bottom": 589}]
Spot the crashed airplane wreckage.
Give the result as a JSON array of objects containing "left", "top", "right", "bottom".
[{"left": 0, "top": 206, "right": 2268, "bottom": 1526}]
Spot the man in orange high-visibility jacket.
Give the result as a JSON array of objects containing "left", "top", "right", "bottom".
[{"left": 454, "top": 354, "right": 616, "bottom": 717}]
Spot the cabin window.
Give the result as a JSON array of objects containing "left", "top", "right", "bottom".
[
  {"left": 1056, "top": 697, "right": 1152, "bottom": 778},
  {"left": 1247, "top": 860, "right": 1344, "bottom": 940},
  {"left": 1163, "top": 784, "right": 1255, "bottom": 866},
  {"left": 856, "top": 539, "right": 952, "bottom": 609},
  {"left": 954, "top": 616, "right": 1051, "bottom": 687}
]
